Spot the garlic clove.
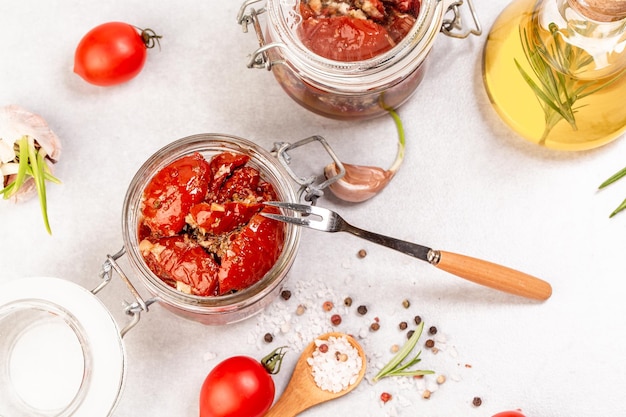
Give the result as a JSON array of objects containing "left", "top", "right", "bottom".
[
  {"left": 0, "top": 105, "right": 62, "bottom": 162},
  {"left": 324, "top": 162, "right": 394, "bottom": 203}
]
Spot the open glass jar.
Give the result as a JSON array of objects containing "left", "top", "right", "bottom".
[
  {"left": 121, "top": 133, "right": 302, "bottom": 325},
  {"left": 238, "top": 0, "right": 482, "bottom": 120}
]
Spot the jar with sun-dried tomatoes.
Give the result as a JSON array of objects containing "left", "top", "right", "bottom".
[{"left": 238, "top": 0, "right": 482, "bottom": 120}]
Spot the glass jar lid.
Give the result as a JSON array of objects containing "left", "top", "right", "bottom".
[{"left": 0, "top": 277, "right": 125, "bottom": 417}]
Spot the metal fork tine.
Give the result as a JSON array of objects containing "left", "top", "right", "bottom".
[
  {"left": 260, "top": 212, "right": 312, "bottom": 226},
  {"left": 263, "top": 201, "right": 314, "bottom": 214}
]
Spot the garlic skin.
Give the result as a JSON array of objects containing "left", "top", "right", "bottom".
[
  {"left": 0, "top": 105, "right": 62, "bottom": 201},
  {"left": 324, "top": 162, "right": 394, "bottom": 203}
]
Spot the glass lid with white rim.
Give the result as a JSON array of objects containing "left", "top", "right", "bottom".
[{"left": 0, "top": 277, "right": 126, "bottom": 417}]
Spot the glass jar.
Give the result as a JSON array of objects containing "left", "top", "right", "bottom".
[
  {"left": 483, "top": 0, "right": 626, "bottom": 150},
  {"left": 0, "top": 277, "right": 126, "bottom": 417},
  {"left": 121, "top": 133, "right": 301, "bottom": 325},
  {"left": 238, "top": 0, "right": 482, "bottom": 120}
]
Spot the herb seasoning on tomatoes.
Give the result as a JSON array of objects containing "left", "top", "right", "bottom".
[
  {"left": 298, "top": 0, "right": 421, "bottom": 61},
  {"left": 138, "top": 152, "right": 285, "bottom": 296}
]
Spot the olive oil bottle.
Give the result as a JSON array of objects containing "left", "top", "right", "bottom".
[{"left": 483, "top": 0, "right": 626, "bottom": 151}]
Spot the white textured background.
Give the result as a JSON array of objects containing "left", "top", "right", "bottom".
[{"left": 1, "top": 1, "right": 626, "bottom": 416}]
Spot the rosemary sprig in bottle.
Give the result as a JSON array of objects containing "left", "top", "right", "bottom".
[{"left": 516, "top": 6, "right": 626, "bottom": 143}]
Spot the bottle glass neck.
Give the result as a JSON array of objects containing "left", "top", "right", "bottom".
[{"left": 533, "top": 0, "right": 626, "bottom": 79}]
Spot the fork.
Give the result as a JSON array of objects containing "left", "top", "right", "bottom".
[{"left": 263, "top": 202, "right": 552, "bottom": 301}]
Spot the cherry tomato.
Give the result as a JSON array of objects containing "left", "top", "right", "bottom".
[
  {"left": 74, "top": 22, "right": 161, "bottom": 86},
  {"left": 299, "top": 15, "right": 393, "bottom": 61},
  {"left": 141, "top": 152, "right": 211, "bottom": 237},
  {"left": 492, "top": 411, "right": 526, "bottom": 417},
  {"left": 199, "top": 356, "right": 275, "bottom": 417}
]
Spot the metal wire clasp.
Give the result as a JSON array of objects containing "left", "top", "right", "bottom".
[
  {"left": 93, "top": 247, "right": 156, "bottom": 337},
  {"left": 237, "top": 0, "right": 286, "bottom": 70},
  {"left": 441, "top": 0, "right": 482, "bottom": 39},
  {"left": 271, "top": 136, "right": 345, "bottom": 205}
]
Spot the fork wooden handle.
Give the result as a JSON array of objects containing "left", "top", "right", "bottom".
[{"left": 432, "top": 250, "right": 552, "bottom": 300}]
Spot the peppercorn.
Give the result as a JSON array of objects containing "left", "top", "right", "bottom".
[
  {"left": 323, "top": 301, "right": 334, "bottom": 311},
  {"left": 264, "top": 333, "right": 273, "bottom": 343},
  {"left": 357, "top": 249, "right": 367, "bottom": 258},
  {"left": 399, "top": 321, "right": 408, "bottom": 330},
  {"left": 436, "top": 375, "right": 446, "bottom": 384},
  {"left": 402, "top": 299, "right": 410, "bottom": 308},
  {"left": 407, "top": 330, "right": 414, "bottom": 339},
  {"left": 370, "top": 322, "right": 380, "bottom": 331},
  {"left": 423, "top": 390, "right": 431, "bottom": 399},
  {"left": 357, "top": 305, "right": 368, "bottom": 315},
  {"left": 414, "top": 315, "right": 422, "bottom": 325},
  {"left": 380, "top": 392, "right": 392, "bottom": 403},
  {"left": 429, "top": 326, "right": 438, "bottom": 335},
  {"left": 472, "top": 397, "right": 482, "bottom": 407},
  {"left": 331, "top": 314, "right": 342, "bottom": 326},
  {"left": 318, "top": 343, "right": 329, "bottom": 353},
  {"left": 280, "top": 290, "right": 291, "bottom": 300},
  {"left": 425, "top": 339, "right": 435, "bottom": 348},
  {"left": 344, "top": 297, "right": 353, "bottom": 307}
]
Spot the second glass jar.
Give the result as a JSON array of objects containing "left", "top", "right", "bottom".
[{"left": 238, "top": 0, "right": 481, "bottom": 120}]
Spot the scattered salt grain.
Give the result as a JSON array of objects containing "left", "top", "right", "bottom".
[
  {"left": 307, "top": 335, "right": 362, "bottom": 393},
  {"left": 202, "top": 351, "right": 217, "bottom": 362}
]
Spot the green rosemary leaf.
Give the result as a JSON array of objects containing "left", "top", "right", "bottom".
[
  {"left": 609, "top": 198, "right": 626, "bottom": 218},
  {"left": 373, "top": 321, "right": 432, "bottom": 382},
  {"left": 383, "top": 369, "right": 435, "bottom": 378},
  {"left": 599, "top": 166, "right": 626, "bottom": 189}
]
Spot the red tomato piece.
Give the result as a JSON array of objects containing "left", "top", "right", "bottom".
[
  {"left": 217, "top": 212, "right": 285, "bottom": 295},
  {"left": 141, "top": 152, "right": 211, "bottom": 237},
  {"left": 74, "top": 22, "right": 160, "bottom": 86},
  {"left": 140, "top": 236, "right": 219, "bottom": 296},
  {"left": 492, "top": 411, "right": 526, "bottom": 417},
  {"left": 208, "top": 152, "right": 250, "bottom": 197},
  {"left": 216, "top": 166, "right": 262, "bottom": 203},
  {"left": 188, "top": 201, "right": 261, "bottom": 235},
  {"left": 299, "top": 16, "right": 394, "bottom": 61},
  {"left": 199, "top": 356, "right": 275, "bottom": 417},
  {"left": 389, "top": 0, "right": 421, "bottom": 14},
  {"left": 387, "top": 10, "right": 418, "bottom": 44}
]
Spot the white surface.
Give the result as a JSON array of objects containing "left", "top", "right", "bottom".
[{"left": 1, "top": 1, "right": 625, "bottom": 416}]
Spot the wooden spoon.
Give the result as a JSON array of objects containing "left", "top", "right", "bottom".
[{"left": 264, "top": 332, "right": 366, "bottom": 417}]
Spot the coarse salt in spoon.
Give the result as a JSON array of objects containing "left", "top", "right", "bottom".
[{"left": 264, "top": 332, "right": 366, "bottom": 417}]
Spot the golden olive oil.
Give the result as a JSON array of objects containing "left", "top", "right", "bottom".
[{"left": 483, "top": 0, "right": 626, "bottom": 151}]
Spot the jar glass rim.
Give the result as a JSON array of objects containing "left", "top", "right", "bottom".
[{"left": 265, "top": 0, "right": 445, "bottom": 88}]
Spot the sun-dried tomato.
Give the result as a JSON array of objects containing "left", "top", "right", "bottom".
[{"left": 139, "top": 152, "right": 284, "bottom": 296}]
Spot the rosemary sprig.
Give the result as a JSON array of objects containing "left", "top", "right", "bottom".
[
  {"left": 516, "top": 10, "right": 626, "bottom": 143},
  {"left": 373, "top": 321, "right": 434, "bottom": 381},
  {"left": 0, "top": 135, "right": 61, "bottom": 234},
  {"left": 599, "top": 166, "right": 626, "bottom": 217}
]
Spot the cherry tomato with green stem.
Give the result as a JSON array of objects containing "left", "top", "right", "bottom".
[
  {"left": 74, "top": 21, "right": 161, "bottom": 86},
  {"left": 199, "top": 347, "right": 286, "bottom": 417}
]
